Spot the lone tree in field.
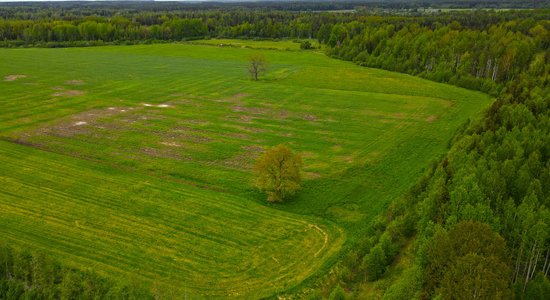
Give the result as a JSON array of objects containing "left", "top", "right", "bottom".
[
  {"left": 254, "top": 144, "right": 302, "bottom": 202},
  {"left": 248, "top": 54, "right": 266, "bottom": 81}
]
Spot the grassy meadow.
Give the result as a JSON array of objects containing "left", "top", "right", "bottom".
[{"left": 0, "top": 40, "right": 492, "bottom": 298}]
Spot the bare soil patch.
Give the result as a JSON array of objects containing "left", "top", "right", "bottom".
[
  {"left": 4, "top": 75, "right": 27, "bottom": 82},
  {"left": 24, "top": 107, "right": 133, "bottom": 138}
]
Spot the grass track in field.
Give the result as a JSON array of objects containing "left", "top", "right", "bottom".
[{"left": 0, "top": 40, "right": 492, "bottom": 297}]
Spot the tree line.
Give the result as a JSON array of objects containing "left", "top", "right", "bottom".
[{"left": 0, "top": 5, "right": 547, "bottom": 53}]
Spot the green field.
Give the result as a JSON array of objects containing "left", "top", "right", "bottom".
[
  {"left": 0, "top": 40, "right": 492, "bottom": 298},
  {"left": 187, "top": 39, "right": 321, "bottom": 50}
]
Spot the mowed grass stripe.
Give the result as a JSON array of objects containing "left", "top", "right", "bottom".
[
  {"left": 0, "top": 154, "right": 311, "bottom": 246},
  {"left": 0, "top": 144, "right": 312, "bottom": 228}
]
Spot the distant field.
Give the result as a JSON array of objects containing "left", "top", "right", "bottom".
[
  {"left": 0, "top": 40, "right": 492, "bottom": 297},
  {"left": 187, "top": 38, "right": 320, "bottom": 50}
]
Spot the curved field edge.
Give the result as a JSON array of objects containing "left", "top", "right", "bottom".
[{"left": 0, "top": 140, "right": 345, "bottom": 298}]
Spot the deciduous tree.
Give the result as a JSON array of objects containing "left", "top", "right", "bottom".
[
  {"left": 248, "top": 54, "right": 266, "bottom": 81},
  {"left": 254, "top": 144, "right": 302, "bottom": 202}
]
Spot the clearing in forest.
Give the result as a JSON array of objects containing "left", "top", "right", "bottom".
[{"left": 0, "top": 41, "right": 492, "bottom": 298}]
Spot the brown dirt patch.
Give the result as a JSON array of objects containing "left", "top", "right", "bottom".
[
  {"left": 24, "top": 107, "right": 132, "bottom": 138},
  {"left": 52, "top": 90, "right": 85, "bottom": 97},
  {"left": 4, "top": 75, "right": 27, "bottom": 82}
]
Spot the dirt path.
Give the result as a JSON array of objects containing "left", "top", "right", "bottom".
[{"left": 309, "top": 223, "right": 328, "bottom": 257}]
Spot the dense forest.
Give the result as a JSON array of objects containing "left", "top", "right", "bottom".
[{"left": 0, "top": 1, "right": 548, "bottom": 299}]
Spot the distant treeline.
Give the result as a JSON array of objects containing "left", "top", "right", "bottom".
[
  {"left": 0, "top": 5, "right": 547, "bottom": 45},
  {"left": 0, "top": 0, "right": 547, "bottom": 19}
]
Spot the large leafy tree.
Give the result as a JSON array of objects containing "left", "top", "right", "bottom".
[
  {"left": 426, "top": 221, "right": 512, "bottom": 298},
  {"left": 254, "top": 144, "right": 302, "bottom": 202}
]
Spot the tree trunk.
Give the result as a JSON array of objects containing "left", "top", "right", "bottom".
[
  {"left": 492, "top": 59, "right": 498, "bottom": 81},
  {"left": 542, "top": 249, "right": 549, "bottom": 276},
  {"left": 523, "top": 241, "right": 537, "bottom": 291}
]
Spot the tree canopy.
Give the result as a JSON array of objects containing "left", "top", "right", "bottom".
[{"left": 254, "top": 144, "right": 302, "bottom": 202}]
